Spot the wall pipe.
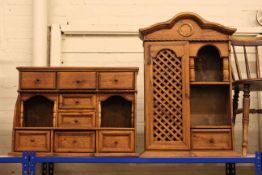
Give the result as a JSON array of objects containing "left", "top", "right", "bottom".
[{"left": 32, "top": 0, "right": 48, "bottom": 66}]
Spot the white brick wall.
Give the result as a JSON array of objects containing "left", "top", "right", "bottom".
[
  {"left": 49, "top": 0, "right": 262, "bottom": 29},
  {"left": 0, "top": 0, "right": 32, "bottom": 161},
  {"left": 0, "top": 0, "right": 261, "bottom": 174}
]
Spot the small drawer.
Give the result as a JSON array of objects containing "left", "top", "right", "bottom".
[
  {"left": 15, "top": 130, "right": 50, "bottom": 152},
  {"left": 20, "top": 72, "right": 56, "bottom": 89},
  {"left": 99, "top": 72, "right": 134, "bottom": 89},
  {"left": 58, "top": 112, "right": 95, "bottom": 127},
  {"left": 191, "top": 129, "right": 232, "bottom": 150},
  {"left": 98, "top": 130, "right": 134, "bottom": 153},
  {"left": 59, "top": 94, "right": 96, "bottom": 109},
  {"left": 54, "top": 131, "right": 95, "bottom": 153},
  {"left": 57, "top": 72, "right": 96, "bottom": 89}
]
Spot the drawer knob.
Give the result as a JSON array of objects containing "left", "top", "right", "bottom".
[
  {"left": 114, "top": 141, "right": 118, "bottom": 145},
  {"left": 76, "top": 80, "right": 81, "bottom": 84},
  {"left": 73, "top": 140, "right": 77, "bottom": 144},
  {"left": 30, "top": 139, "right": 35, "bottom": 143},
  {"left": 114, "top": 79, "right": 118, "bottom": 83},
  {"left": 74, "top": 120, "right": 78, "bottom": 123},
  {"left": 75, "top": 100, "right": 79, "bottom": 104},
  {"left": 35, "top": 79, "right": 41, "bottom": 84},
  {"left": 209, "top": 138, "right": 215, "bottom": 144}
]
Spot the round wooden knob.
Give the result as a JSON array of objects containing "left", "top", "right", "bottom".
[
  {"left": 73, "top": 140, "right": 77, "bottom": 144},
  {"left": 114, "top": 141, "right": 118, "bottom": 145},
  {"left": 75, "top": 100, "right": 79, "bottom": 104},
  {"left": 114, "top": 79, "right": 118, "bottom": 83},
  {"left": 209, "top": 138, "right": 215, "bottom": 144},
  {"left": 35, "top": 79, "right": 41, "bottom": 84},
  {"left": 30, "top": 139, "right": 35, "bottom": 143},
  {"left": 74, "top": 120, "right": 78, "bottom": 123},
  {"left": 76, "top": 80, "right": 81, "bottom": 84}
]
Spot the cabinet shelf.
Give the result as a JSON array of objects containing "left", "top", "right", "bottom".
[
  {"left": 190, "top": 86, "right": 230, "bottom": 126},
  {"left": 14, "top": 127, "right": 135, "bottom": 130},
  {"left": 190, "top": 82, "right": 230, "bottom": 85},
  {"left": 190, "top": 125, "right": 232, "bottom": 129}
]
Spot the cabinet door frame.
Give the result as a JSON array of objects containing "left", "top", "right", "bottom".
[{"left": 144, "top": 41, "right": 190, "bottom": 150}]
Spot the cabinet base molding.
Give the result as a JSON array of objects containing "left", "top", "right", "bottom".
[
  {"left": 94, "top": 153, "right": 139, "bottom": 157},
  {"left": 9, "top": 152, "right": 95, "bottom": 157},
  {"left": 140, "top": 151, "right": 240, "bottom": 157},
  {"left": 191, "top": 151, "right": 240, "bottom": 157}
]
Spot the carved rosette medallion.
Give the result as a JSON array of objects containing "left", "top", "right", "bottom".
[{"left": 178, "top": 23, "right": 194, "bottom": 37}]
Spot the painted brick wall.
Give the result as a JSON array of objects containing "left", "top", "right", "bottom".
[{"left": 0, "top": 0, "right": 32, "bottom": 156}]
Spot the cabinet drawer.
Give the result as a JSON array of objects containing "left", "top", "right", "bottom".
[
  {"left": 54, "top": 131, "right": 95, "bottom": 153},
  {"left": 99, "top": 72, "right": 134, "bottom": 89},
  {"left": 20, "top": 72, "right": 56, "bottom": 89},
  {"left": 191, "top": 129, "right": 232, "bottom": 150},
  {"left": 57, "top": 72, "right": 96, "bottom": 89},
  {"left": 59, "top": 94, "right": 96, "bottom": 109},
  {"left": 15, "top": 130, "right": 50, "bottom": 152},
  {"left": 58, "top": 112, "right": 95, "bottom": 127},
  {"left": 98, "top": 130, "right": 134, "bottom": 152}
]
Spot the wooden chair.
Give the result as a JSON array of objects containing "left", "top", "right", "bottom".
[{"left": 231, "top": 37, "right": 262, "bottom": 156}]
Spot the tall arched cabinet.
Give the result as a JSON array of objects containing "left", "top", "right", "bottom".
[{"left": 139, "top": 12, "right": 239, "bottom": 157}]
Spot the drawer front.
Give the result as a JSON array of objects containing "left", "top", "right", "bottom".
[
  {"left": 59, "top": 94, "right": 96, "bottom": 109},
  {"left": 15, "top": 130, "right": 50, "bottom": 152},
  {"left": 54, "top": 131, "right": 95, "bottom": 153},
  {"left": 58, "top": 112, "right": 95, "bottom": 127},
  {"left": 20, "top": 72, "right": 56, "bottom": 89},
  {"left": 191, "top": 129, "right": 232, "bottom": 150},
  {"left": 57, "top": 72, "right": 96, "bottom": 89},
  {"left": 98, "top": 130, "right": 134, "bottom": 153},
  {"left": 99, "top": 72, "right": 134, "bottom": 89}
]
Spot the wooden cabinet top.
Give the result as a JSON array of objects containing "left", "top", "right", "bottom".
[
  {"left": 139, "top": 12, "right": 236, "bottom": 41},
  {"left": 17, "top": 67, "right": 139, "bottom": 91},
  {"left": 17, "top": 67, "right": 139, "bottom": 72}
]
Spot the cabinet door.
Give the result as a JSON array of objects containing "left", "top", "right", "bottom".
[{"left": 144, "top": 42, "right": 190, "bottom": 150}]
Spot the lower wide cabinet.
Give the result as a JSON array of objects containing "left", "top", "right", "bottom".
[
  {"left": 14, "top": 129, "right": 135, "bottom": 155},
  {"left": 11, "top": 67, "right": 139, "bottom": 156}
]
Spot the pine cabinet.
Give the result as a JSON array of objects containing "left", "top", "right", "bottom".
[
  {"left": 10, "top": 67, "right": 138, "bottom": 156},
  {"left": 139, "top": 12, "right": 239, "bottom": 157}
]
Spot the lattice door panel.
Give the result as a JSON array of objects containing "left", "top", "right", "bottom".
[
  {"left": 145, "top": 42, "right": 190, "bottom": 150},
  {"left": 153, "top": 49, "right": 184, "bottom": 143}
]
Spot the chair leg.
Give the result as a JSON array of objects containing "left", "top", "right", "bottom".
[
  {"left": 242, "top": 84, "right": 250, "bottom": 157},
  {"left": 233, "top": 87, "right": 240, "bottom": 124}
]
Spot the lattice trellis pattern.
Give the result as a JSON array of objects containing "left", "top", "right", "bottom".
[{"left": 152, "top": 49, "right": 183, "bottom": 142}]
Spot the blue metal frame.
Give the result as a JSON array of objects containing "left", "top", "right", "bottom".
[
  {"left": 0, "top": 152, "right": 261, "bottom": 175},
  {"left": 256, "top": 152, "right": 262, "bottom": 175},
  {"left": 0, "top": 152, "right": 29, "bottom": 175},
  {"left": 34, "top": 155, "right": 256, "bottom": 164}
]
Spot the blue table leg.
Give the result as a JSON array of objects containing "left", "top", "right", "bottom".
[
  {"left": 225, "top": 163, "right": 236, "bottom": 175},
  {"left": 256, "top": 152, "right": 262, "bottom": 175},
  {"left": 29, "top": 152, "right": 36, "bottom": 175},
  {"left": 42, "top": 163, "right": 54, "bottom": 175},
  {"left": 22, "top": 152, "right": 29, "bottom": 175}
]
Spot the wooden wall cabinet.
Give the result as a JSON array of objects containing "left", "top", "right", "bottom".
[
  {"left": 11, "top": 67, "right": 138, "bottom": 156},
  {"left": 139, "top": 12, "right": 239, "bottom": 157}
]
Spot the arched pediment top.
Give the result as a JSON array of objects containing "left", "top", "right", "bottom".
[{"left": 139, "top": 12, "right": 236, "bottom": 41}]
